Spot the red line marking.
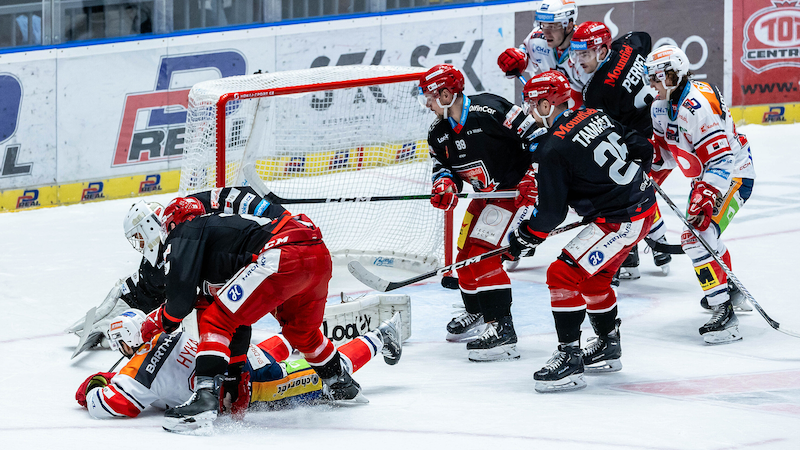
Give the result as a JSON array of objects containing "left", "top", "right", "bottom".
[{"left": 615, "top": 370, "right": 800, "bottom": 397}]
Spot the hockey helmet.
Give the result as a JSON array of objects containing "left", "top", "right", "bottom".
[
  {"left": 571, "top": 21, "right": 612, "bottom": 53},
  {"left": 523, "top": 70, "right": 572, "bottom": 125},
  {"left": 107, "top": 309, "right": 147, "bottom": 356},
  {"left": 161, "top": 196, "right": 206, "bottom": 238},
  {"left": 644, "top": 45, "right": 689, "bottom": 91},
  {"left": 536, "top": 0, "right": 578, "bottom": 27},
  {"left": 124, "top": 201, "right": 164, "bottom": 266},
  {"left": 417, "top": 64, "right": 466, "bottom": 117}
]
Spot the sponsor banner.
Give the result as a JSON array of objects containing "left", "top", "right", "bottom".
[
  {"left": 1, "top": 4, "right": 519, "bottom": 205},
  {"left": 730, "top": 102, "right": 800, "bottom": 125},
  {"left": 579, "top": 0, "right": 724, "bottom": 88},
  {"left": 732, "top": 0, "right": 800, "bottom": 106},
  {"left": 0, "top": 170, "right": 179, "bottom": 213}
]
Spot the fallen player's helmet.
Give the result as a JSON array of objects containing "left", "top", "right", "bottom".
[
  {"left": 106, "top": 309, "right": 147, "bottom": 356},
  {"left": 124, "top": 201, "right": 164, "bottom": 266},
  {"left": 161, "top": 196, "right": 206, "bottom": 238},
  {"left": 536, "top": 0, "right": 578, "bottom": 27}
]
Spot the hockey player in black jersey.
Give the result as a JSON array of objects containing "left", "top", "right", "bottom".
[
  {"left": 570, "top": 21, "right": 673, "bottom": 280},
  {"left": 418, "top": 64, "right": 542, "bottom": 362},
  {"left": 508, "top": 71, "right": 656, "bottom": 392}
]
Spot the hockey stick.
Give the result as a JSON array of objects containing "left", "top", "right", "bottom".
[
  {"left": 348, "top": 220, "right": 584, "bottom": 292},
  {"left": 651, "top": 180, "right": 800, "bottom": 338},
  {"left": 242, "top": 163, "right": 517, "bottom": 204},
  {"left": 108, "top": 355, "right": 125, "bottom": 372},
  {"left": 71, "top": 307, "right": 97, "bottom": 359}
]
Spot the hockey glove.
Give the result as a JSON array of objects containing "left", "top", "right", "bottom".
[
  {"left": 497, "top": 48, "right": 528, "bottom": 77},
  {"left": 515, "top": 167, "right": 539, "bottom": 208},
  {"left": 140, "top": 305, "right": 181, "bottom": 343},
  {"left": 76, "top": 372, "right": 115, "bottom": 407},
  {"left": 220, "top": 370, "right": 250, "bottom": 420},
  {"left": 509, "top": 223, "right": 545, "bottom": 258},
  {"left": 431, "top": 177, "right": 459, "bottom": 212},
  {"left": 687, "top": 181, "right": 719, "bottom": 231}
]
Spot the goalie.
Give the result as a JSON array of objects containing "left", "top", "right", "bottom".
[{"left": 76, "top": 309, "right": 403, "bottom": 420}]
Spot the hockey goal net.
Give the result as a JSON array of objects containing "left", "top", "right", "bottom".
[{"left": 179, "top": 65, "right": 450, "bottom": 270}]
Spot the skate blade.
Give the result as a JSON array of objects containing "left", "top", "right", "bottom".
[
  {"left": 659, "top": 264, "right": 670, "bottom": 276},
  {"left": 534, "top": 373, "right": 587, "bottom": 393},
  {"left": 504, "top": 259, "right": 521, "bottom": 271},
  {"left": 162, "top": 411, "right": 216, "bottom": 435},
  {"left": 584, "top": 358, "right": 622, "bottom": 374},
  {"left": 468, "top": 344, "right": 520, "bottom": 362},
  {"left": 731, "top": 297, "right": 753, "bottom": 312},
  {"left": 329, "top": 393, "right": 370, "bottom": 406},
  {"left": 446, "top": 324, "right": 488, "bottom": 343},
  {"left": 702, "top": 326, "right": 743, "bottom": 345},
  {"left": 618, "top": 267, "right": 640, "bottom": 280}
]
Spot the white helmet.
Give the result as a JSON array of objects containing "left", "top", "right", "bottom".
[
  {"left": 106, "top": 309, "right": 147, "bottom": 355},
  {"left": 644, "top": 45, "right": 689, "bottom": 95},
  {"left": 124, "top": 201, "right": 164, "bottom": 266},
  {"left": 536, "top": 0, "right": 578, "bottom": 27}
]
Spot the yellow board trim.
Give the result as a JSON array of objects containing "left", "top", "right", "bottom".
[{"left": 730, "top": 102, "right": 800, "bottom": 126}]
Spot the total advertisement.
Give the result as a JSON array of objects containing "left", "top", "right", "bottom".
[
  {"left": 731, "top": 0, "right": 800, "bottom": 124},
  {"left": 0, "top": 3, "right": 522, "bottom": 212}
]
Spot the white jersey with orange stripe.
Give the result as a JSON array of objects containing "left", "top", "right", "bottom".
[
  {"left": 651, "top": 80, "right": 756, "bottom": 194},
  {"left": 520, "top": 28, "right": 590, "bottom": 97}
]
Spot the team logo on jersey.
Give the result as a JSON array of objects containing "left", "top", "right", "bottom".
[
  {"left": 741, "top": 1, "right": 800, "bottom": 74},
  {"left": 81, "top": 182, "right": 105, "bottom": 201},
  {"left": 227, "top": 284, "right": 244, "bottom": 302},
  {"left": 453, "top": 160, "right": 497, "bottom": 192},
  {"left": 665, "top": 124, "right": 679, "bottom": 141},
  {"left": 588, "top": 250, "right": 605, "bottom": 266}
]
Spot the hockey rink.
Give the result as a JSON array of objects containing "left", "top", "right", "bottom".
[{"left": 2, "top": 123, "right": 800, "bottom": 449}]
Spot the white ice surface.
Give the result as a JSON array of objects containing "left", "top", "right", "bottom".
[{"left": 2, "top": 124, "right": 800, "bottom": 448}]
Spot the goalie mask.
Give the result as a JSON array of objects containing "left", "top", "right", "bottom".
[
  {"left": 107, "top": 309, "right": 147, "bottom": 357},
  {"left": 161, "top": 196, "right": 206, "bottom": 239},
  {"left": 124, "top": 201, "right": 164, "bottom": 266}
]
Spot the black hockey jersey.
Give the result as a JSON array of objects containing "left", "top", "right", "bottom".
[
  {"left": 528, "top": 108, "right": 656, "bottom": 234},
  {"left": 427, "top": 93, "right": 541, "bottom": 192},
  {"left": 582, "top": 32, "right": 654, "bottom": 136}
]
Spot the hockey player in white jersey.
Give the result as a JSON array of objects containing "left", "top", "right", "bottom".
[
  {"left": 645, "top": 45, "right": 756, "bottom": 344},
  {"left": 497, "top": 0, "right": 588, "bottom": 109},
  {"left": 75, "top": 309, "right": 404, "bottom": 426}
]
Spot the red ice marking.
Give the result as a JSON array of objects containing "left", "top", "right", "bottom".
[
  {"left": 0, "top": 332, "right": 64, "bottom": 344},
  {"left": 724, "top": 228, "right": 800, "bottom": 242},
  {"left": 615, "top": 371, "right": 800, "bottom": 397}
]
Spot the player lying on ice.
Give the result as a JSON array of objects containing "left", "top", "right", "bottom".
[{"left": 75, "top": 308, "right": 403, "bottom": 419}]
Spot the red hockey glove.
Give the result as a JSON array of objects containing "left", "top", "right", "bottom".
[
  {"left": 220, "top": 371, "right": 251, "bottom": 420},
  {"left": 687, "top": 181, "right": 720, "bottom": 231},
  {"left": 497, "top": 48, "right": 528, "bottom": 77},
  {"left": 431, "top": 177, "right": 458, "bottom": 212},
  {"left": 515, "top": 167, "right": 539, "bottom": 208},
  {"left": 508, "top": 223, "right": 545, "bottom": 258},
  {"left": 76, "top": 372, "right": 115, "bottom": 408},
  {"left": 140, "top": 305, "right": 181, "bottom": 342}
]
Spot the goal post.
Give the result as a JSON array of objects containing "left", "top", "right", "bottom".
[{"left": 180, "top": 65, "right": 453, "bottom": 272}]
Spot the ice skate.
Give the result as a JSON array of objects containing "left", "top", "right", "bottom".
[
  {"left": 700, "top": 281, "right": 752, "bottom": 312},
  {"left": 446, "top": 309, "right": 486, "bottom": 342},
  {"left": 377, "top": 311, "right": 403, "bottom": 365},
  {"left": 534, "top": 343, "right": 586, "bottom": 393},
  {"left": 467, "top": 315, "right": 520, "bottom": 362},
  {"left": 321, "top": 358, "right": 367, "bottom": 405},
  {"left": 646, "top": 235, "right": 672, "bottom": 275},
  {"left": 699, "top": 300, "right": 742, "bottom": 344},
  {"left": 583, "top": 319, "right": 622, "bottom": 374},
  {"left": 618, "top": 247, "right": 640, "bottom": 280},
  {"left": 163, "top": 376, "right": 219, "bottom": 434}
]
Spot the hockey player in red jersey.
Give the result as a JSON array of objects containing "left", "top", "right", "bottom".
[
  {"left": 419, "top": 64, "right": 543, "bottom": 362},
  {"left": 508, "top": 71, "right": 656, "bottom": 392},
  {"left": 76, "top": 309, "right": 403, "bottom": 419},
  {"left": 569, "top": 21, "right": 675, "bottom": 280},
  {"left": 132, "top": 195, "right": 358, "bottom": 432},
  {"left": 645, "top": 45, "right": 756, "bottom": 344},
  {"left": 497, "top": 0, "right": 588, "bottom": 109}
]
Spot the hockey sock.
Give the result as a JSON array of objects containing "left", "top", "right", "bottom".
[
  {"left": 312, "top": 351, "right": 343, "bottom": 379},
  {"left": 196, "top": 355, "right": 228, "bottom": 380},
  {"left": 461, "top": 292, "right": 481, "bottom": 314},
  {"left": 588, "top": 306, "right": 618, "bottom": 337},
  {"left": 256, "top": 334, "right": 293, "bottom": 362},
  {"left": 477, "top": 288, "right": 513, "bottom": 322},
  {"left": 338, "top": 331, "right": 381, "bottom": 373},
  {"left": 553, "top": 309, "right": 586, "bottom": 344}
]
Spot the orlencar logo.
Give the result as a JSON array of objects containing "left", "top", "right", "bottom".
[{"left": 741, "top": 1, "right": 800, "bottom": 73}]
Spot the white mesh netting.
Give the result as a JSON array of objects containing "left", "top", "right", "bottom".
[{"left": 180, "top": 66, "right": 445, "bottom": 268}]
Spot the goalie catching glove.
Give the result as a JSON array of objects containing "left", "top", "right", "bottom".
[
  {"left": 497, "top": 48, "right": 528, "bottom": 77},
  {"left": 431, "top": 177, "right": 459, "bottom": 211},
  {"left": 75, "top": 372, "right": 115, "bottom": 407},
  {"left": 687, "top": 181, "right": 719, "bottom": 231},
  {"left": 509, "top": 222, "right": 545, "bottom": 258}
]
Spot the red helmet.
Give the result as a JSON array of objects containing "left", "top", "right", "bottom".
[
  {"left": 523, "top": 70, "right": 572, "bottom": 107},
  {"left": 161, "top": 196, "right": 206, "bottom": 237},
  {"left": 418, "top": 64, "right": 465, "bottom": 95},
  {"left": 571, "top": 22, "right": 612, "bottom": 52}
]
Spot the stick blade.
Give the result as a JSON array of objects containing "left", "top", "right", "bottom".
[
  {"left": 71, "top": 307, "right": 97, "bottom": 359},
  {"left": 347, "top": 261, "right": 390, "bottom": 292}
]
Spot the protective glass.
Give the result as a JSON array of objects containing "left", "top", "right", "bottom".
[
  {"left": 540, "top": 22, "right": 563, "bottom": 31},
  {"left": 569, "top": 48, "right": 596, "bottom": 65},
  {"left": 417, "top": 86, "right": 437, "bottom": 109}
]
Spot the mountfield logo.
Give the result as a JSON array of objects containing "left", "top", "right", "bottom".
[
  {"left": 112, "top": 51, "right": 246, "bottom": 167},
  {"left": 741, "top": 1, "right": 800, "bottom": 73}
]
